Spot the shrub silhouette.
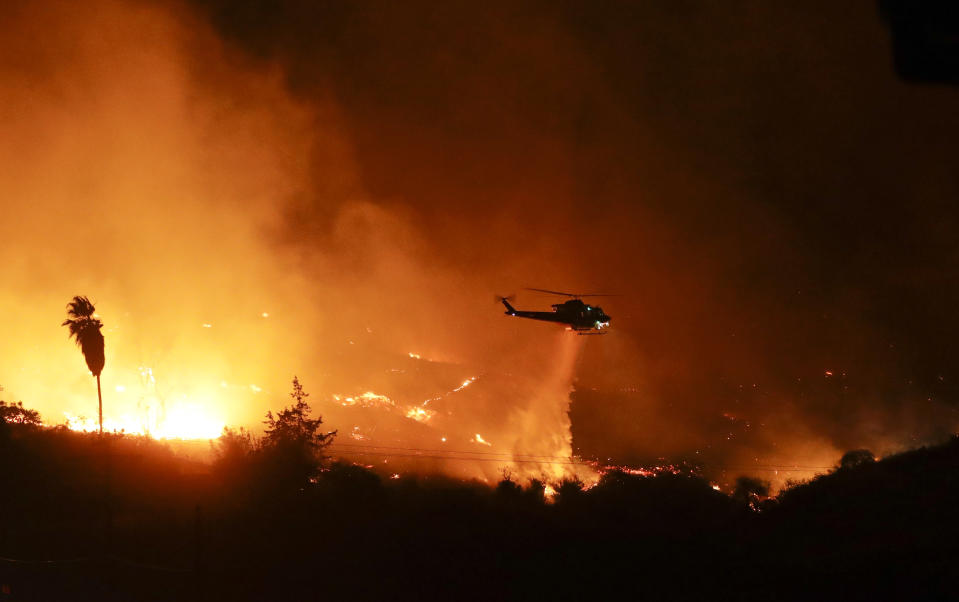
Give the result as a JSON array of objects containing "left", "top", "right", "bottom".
[
  {"left": 733, "top": 475, "right": 770, "bottom": 510},
  {"left": 554, "top": 476, "right": 585, "bottom": 505},
  {"left": 212, "top": 426, "right": 258, "bottom": 500},
  {"left": 0, "top": 399, "right": 41, "bottom": 427},
  {"left": 839, "top": 448, "right": 876, "bottom": 470},
  {"left": 495, "top": 474, "right": 523, "bottom": 500},
  {"left": 212, "top": 377, "right": 336, "bottom": 499}
]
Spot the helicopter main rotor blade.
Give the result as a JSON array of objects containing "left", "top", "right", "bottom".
[
  {"left": 525, "top": 288, "right": 619, "bottom": 298},
  {"left": 525, "top": 287, "right": 579, "bottom": 297}
]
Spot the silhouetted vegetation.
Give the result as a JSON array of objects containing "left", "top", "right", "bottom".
[
  {"left": 839, "top": 448, "right": 876, "bottom": 470},
  {"left": 0, "top": 399, "right": 41, "bottom": 427},
  {"left": 2, "top": 392, "right": 958, "bottom": 601},
  {"left": 733, "top": 475, "right": 770, "bottom": 510},
  {"left": 211, "top": 378, "right": 335, "bottom": 505},
  {"left": 62, "top": 295, "right": 106, "bottom": 434}
]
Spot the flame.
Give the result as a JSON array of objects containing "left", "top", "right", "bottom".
[
  {"left": 472, "top": 433, "right": 492, "bottom": 446},
  {"left": 589, "top": 460, "right": 684, "bottom": 478},
  {"left": 335, "top": 391, "right": 396, "bottom": 408},
  {"left": 59, "top": 365, "right": 226, "bottom": 439},
  {"left": 405, "top": 406, "right": 436, "bottom": 423},
  {"left": 453, "top": 377, "right": 476, "bottom": 392},
  {"left": 0, "top": 0, "right": 715, "bottom": 496},
  {"left": 543, "top": 484, "right": 557, "bottom": 501},
  {"left": 333, "top": 389, "right": 439, "bottom": 424},
  {"left": 0, "top": 1, "right": 607, "bottom": 477},
  {"left": 62, "top": 399, "right": 224, "bottom": 439}
]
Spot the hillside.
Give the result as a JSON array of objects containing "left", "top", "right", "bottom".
[{"left": 1, "top": 406, "right": 957, "bottom": 600}]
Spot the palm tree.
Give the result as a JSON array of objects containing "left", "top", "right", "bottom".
[{"left": 63, "top": 296, "right": 106, "bottom": 434}]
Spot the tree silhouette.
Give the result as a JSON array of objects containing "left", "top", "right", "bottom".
[
  {"left": 263, "top": 377, "right": 334, "bottom": 450},
  {"left": 62, "top": 295, "right": 105, "bottom": 434},
  {"left": 260, "top": 377, "right": 336, "bottom": 491}
]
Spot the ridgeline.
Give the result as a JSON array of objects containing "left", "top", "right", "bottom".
[{"left": 1, "top": 396, "right": 957, "bottom": 601}]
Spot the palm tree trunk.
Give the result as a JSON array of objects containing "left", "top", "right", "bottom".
[{"left": 97, "top": 373, "right": 103, "bottom": 436}]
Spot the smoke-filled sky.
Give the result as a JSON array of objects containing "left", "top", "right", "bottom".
[{"left": 3, "top": 0, "right": 958, "bottom": 485}]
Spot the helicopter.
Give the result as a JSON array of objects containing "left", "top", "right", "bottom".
[{"left": 499, "top": 288, "right": 613, "bottom": 334}]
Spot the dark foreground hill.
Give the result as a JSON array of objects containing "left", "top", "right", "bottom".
[{"left": 1, "top": 411, "right": 958, "bottom": 601}]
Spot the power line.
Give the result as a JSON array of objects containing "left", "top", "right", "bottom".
[
  {"left": 329, "top": 448, "right": 588, "bottom": 466},
  {"left": 329, "top": 442, "right": 833, "bottom": 469},
  {"left": 327, "top": 446, "right": 834, "bottom": 471},
  {"left": 331, "top": 441, "right": 578, "bottom": 461}
]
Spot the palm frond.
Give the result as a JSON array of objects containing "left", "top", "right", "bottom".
[{"left": 65, "top": 296, "right": 96, "bottom": 320}]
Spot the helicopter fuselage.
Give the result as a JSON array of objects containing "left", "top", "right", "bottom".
[{"left": 501, "top": 298, "right": 611, "bottom": 332}]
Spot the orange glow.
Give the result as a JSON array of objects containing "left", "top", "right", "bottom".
[
  {"left": 453, "top": 378, "right": 477, "bottom": 392},
  {"left": 0, "top": 0, "right": 616, "bottom": 485},
  {"left": 0, "top": 0, "right": 325, "bottom": 446},
  {"left": 55, "top": 363, "right": 227, "bottom": 438},
  {"left": 335, "top": 392, "right": 396, "bottom": 409},
  {"left": 2, "top": 0, "right": 951, "bottom": 507},
  {"left": 472, "top": 433, "right": 492, "bottom": 446},
  {"left": 543, "top": 484, "right": 557, "bottom": 502},
  {"left": 63, "top": 399, "right": 224, "bottom": 439},
  {"left": 405, "top": 406, "right": 436, "bottom": 423}
]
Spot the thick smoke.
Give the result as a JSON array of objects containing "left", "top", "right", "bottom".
[
  {"left": 0, "top": 0, "right": 594, "bottom": 481},
  {"left": 192, "top": 0, "right": 959, "bottom": 488},
  {"left": 4, "top": 0, "right": 959, "bottom": 488},
  {"left": 0, "top": 0, "right": 322, "bottom": 433}
]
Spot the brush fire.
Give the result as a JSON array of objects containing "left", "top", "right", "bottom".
[{"left": 4, "top": 0, "right": 949, "bottom": 500}]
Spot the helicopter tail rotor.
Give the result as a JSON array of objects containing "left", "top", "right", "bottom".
[{"left": 495, "top": 294, "right": 518, "bottom": 315}]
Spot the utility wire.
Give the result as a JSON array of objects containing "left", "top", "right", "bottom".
[
  {"left": 329, "top": 442, "right": 834, "bottom": 469},
  {"left": 331, "top": 442, "right": 578, "bottom": 460},
  {"left": 327, "top": 446, "right": 833, "bottom": 471},
  {"left": 329, "top": 448, "right": 588, "bottom": 466}
]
